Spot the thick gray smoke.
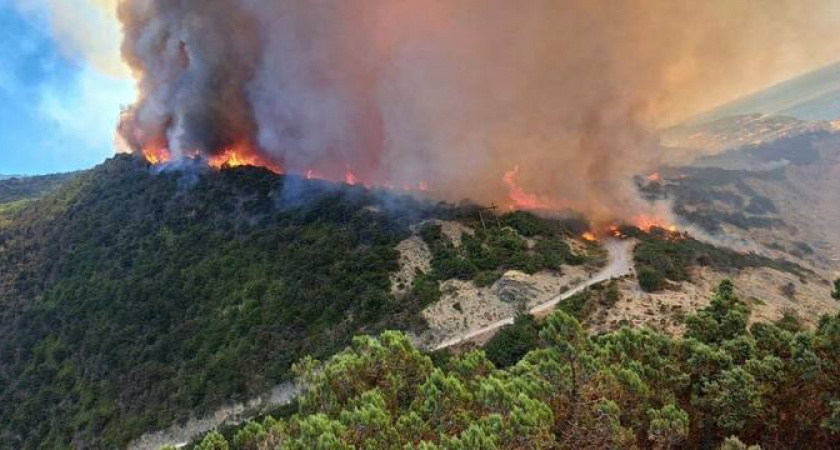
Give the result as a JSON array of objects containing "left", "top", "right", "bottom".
[
  {"left": 116, "top": 0, "right": 840, "bottom": 223},
  {"left": 118, "top": 0, "right": 261, "bottom": 157}
]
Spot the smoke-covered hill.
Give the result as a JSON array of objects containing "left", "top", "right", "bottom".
[
  {"left": 0, "top": 155, "right": 597, "bottom": 448},
  {"left": 661, "top": 114, "right": 833, "bottom": 155},
  {"left": 651, "top": 118, "right": 840, "bottom": 276},
  {"left": 2, "top": 153, "right": 837, "bottom": 448},
  {"left": 689, "top": 60, "right": 840, "bottom": 124},
  {"left": 0, "top": 155, "right": 433, "bottom": 448}
]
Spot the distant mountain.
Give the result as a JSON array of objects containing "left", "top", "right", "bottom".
[
  {"left": 690, "top": 60, "right": 840, "bottom": 125},
  {"left": 0, "top": 172, "right": 81, "bottom": 205},
  {"left": 662, "top": 61, "right": 840, "bottom": 163},
  {"left": 661, "top": 113, "right": 828, "bottom": 154},
  {"left": 648, "top": 123, "right": 840, "bottom": 277}
]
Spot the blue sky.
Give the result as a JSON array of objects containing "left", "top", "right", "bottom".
[{"left": 0, "top": 2, "right": 133, "bottom": 175}]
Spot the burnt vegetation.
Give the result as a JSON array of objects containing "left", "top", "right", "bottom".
[
  {"left": 697, "top": 129, "right": 830, "bottom": 168},
  {"left": 642, "top": 130, "right": 836, "bottom": 239},
  {"left": 640, "top": 168, "right": 785, "bottom": 235}
]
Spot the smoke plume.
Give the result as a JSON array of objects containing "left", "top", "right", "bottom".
[{"left": 116, "top": 0, "right": 840, "bottom": 223}]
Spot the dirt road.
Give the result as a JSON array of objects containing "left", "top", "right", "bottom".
[
  {"left": 432, "top": 238, "right": 634, "bottom": 350},
  {"left": 130, "top": 238, "right": 635, "bottom": 449}
]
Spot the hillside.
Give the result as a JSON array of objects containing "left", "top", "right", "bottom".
[
  {"left": 0, "top": 172, "right": 80, "bottom": 204},
  {"left": 0, "top": 171, "right": 80, "bottom": 213},
  {"left": 2, "top": 154, "right": 837, "bottom": 449},
  {"left": 650, "top": 121, "right": 840, "bottom": 276},
  {"left": 0, "top": 155, "right": 602, "bottom": 448},
  {"left": 133, "top": 224, "right": 839, "bottom": 448},
  {"left": 0, "top": 155, "right": 430, "bottom": 448},
  {"left": 689, "top": 60, "right": 840, "bottom": 124},
  {"left": 185, "top": 281, "right": 840, "bottom": 450},
  {"left": 661, "top": 114, "right": 832, "bottom": 155}
]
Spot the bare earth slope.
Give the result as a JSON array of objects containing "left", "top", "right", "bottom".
[
  {"left": 428, "top": 238, "right": 633, "bottom": 349},
  {"left": 656, "top": 120, "right": 840, "bottom": 277}
]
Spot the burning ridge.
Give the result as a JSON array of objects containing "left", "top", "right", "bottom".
[{"left": 117, "top": 1, "right": 719, "bottom": 227}]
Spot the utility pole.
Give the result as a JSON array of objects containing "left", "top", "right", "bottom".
[{"left": 477, "top": 204, "right": 500, "bottom": 230}]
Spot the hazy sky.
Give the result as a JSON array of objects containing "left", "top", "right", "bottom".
[
  {"left": 1, "top": 0, "right": 839, "bottom": 175},
  {"left": 0, "top": 1, "right": 132, "bottom": 175}
]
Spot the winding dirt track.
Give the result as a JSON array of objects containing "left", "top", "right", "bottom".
[
  {"left": 432, "top": 238, "right": 634, "bottom": 350},
  {"left": 130, "top": 238, "right": 634, "bottom": 449}
]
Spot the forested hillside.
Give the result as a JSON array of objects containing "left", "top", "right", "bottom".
[
  {"left": 0, "top": 155, "right": 435, "bottom": 448},
  {"left": 4, "top": 155, "right": 836, "bottom": 449},
  {"left": 0, "top": 172, "right": 80, "bottom": 206},
  {"left": 186, "top": 281, "right": 840, "bottom": 450},
  {"left": 0, "top": 155, "right": 598, "bottom": 449},
  {"left": 630, "top": 227, "right": 806, "bottom": 293},
  {"left": 0, "top": 172, "right": 81, "bottom": 223}
]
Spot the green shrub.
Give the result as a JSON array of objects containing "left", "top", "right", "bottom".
[
  {"left": 638, "top": 268, "right": 666, "bottom": 292},
  {"left": 411, "top": 273, "right": 443, "bottom": 308},
  {"left": 422, "top": 214, "right": 589, "bottom": 290},
  {"left": 483, "top": 315, "right": 540, "bottom": 367},
  {"left": 473, "top": 270, "right": 502, "bottom": 287},
  {"left": 206, "top": 281, "right": 840, "bottom": 449},
  {"left": 0, "top": 156, "right": 417, "bottom": 448},
  {"left": 499, "top": 210, "right": 553, "bottom": 237},
  {"left": 633, "top": 230, "right": 806, "bottom": 292}
]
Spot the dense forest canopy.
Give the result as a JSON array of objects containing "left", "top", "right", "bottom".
[
  {"left": 188, "top": 281, "right": 840, "bottom": 450},
  {"left": 0, "top": 156, "right": 434, "bottom": 448},
  {"left": 0, "top": 172, "right": 80, "bottom": 205},
  {"left": 1, "top": 155, "right": 837, "bottom": 449},
  {"left": 0, "top": 156, "right": 592, "bottom": 448}
]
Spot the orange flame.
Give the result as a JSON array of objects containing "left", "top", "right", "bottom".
[
  {"left": 345, "top": 167, "right": 358, "bottom": 185},
  {"left": 646, "top": 172, "right": 662, "bottom": 182},
  {"left": 206, "top": 147, "right": 283, "bottom": 174},
  {"left": 632, "top": 214, "right": 677, "bottom": 232},
  {"left": 582, "top": 225, "right": 626, "bottom": 241},
  {"left": 503, "top": 165, "right": 549, "bottom": 210},
  {"left": 607, "top": 225, "right": 624, "bottom": 238},
  {"left": 143, "top": 147, "right": 171, "bottom": 165},
  {"left": 141, "top": 143, "right": 284, "bottom": 174},
  {"left": 139, "top": 147, "right": 433, "bottom": 193}
]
